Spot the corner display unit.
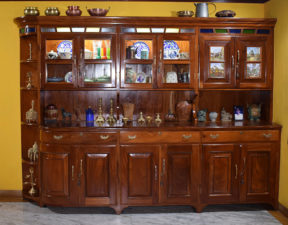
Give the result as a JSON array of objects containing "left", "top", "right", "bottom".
[{"left": 15, "top": 16, "right": 280, "bottom": 214}]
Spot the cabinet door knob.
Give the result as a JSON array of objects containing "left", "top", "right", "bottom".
[
  {"left": 263, "top": 133, "right": 272, "bottom": 138},
  {"left": 100, "top": 135, "right": 109, "bottom": 140},
  {"left": 182, "top": 134, "right": 192, "bottom": 139},
  {"left": 210, "top": 134, "right": 219, "bottom": 139},
  {"left": 53, "top": 135, "right": 63, "bottom": 140},
  {"left": 128, "top": 135, "right": 136, "bottom": 140}
]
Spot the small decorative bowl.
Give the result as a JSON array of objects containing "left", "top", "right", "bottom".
[
  {"left": 177, "top": 11, "right": 194, "bottom": 17},
  {"left": 87, "top": 7, "right": 110, "bottom": 16},
  {"left": 215, "top": 10, "right": 236, "bottom": 18}
]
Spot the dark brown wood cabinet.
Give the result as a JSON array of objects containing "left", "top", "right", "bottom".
[
  {"left": 40, "top": 144, "right": 77, "bottom": 206},
  {"left": 202, "top": 144, "right": 239, "bottom": 203},
  {"left": 120, "top": 145, "right": 160, "bottom": 205},
  {"left": 15, "top": 16, "right": 280, "bottom": 213}
]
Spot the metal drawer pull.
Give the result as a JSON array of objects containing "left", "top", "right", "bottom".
[
  {"left": 210, "top": 134, "right": 219, "bottom": 139},
  {"left": 100, "top": 135, "right": 109, "bottom": 140},
  {"left": 263, "top": 133, "right": 272, "bottom": 138},
  {"left": 183, "top": 134, "right": 192, "bottom": 139},
  {"left": 128, "top": 135, "right": 136, "bottom": 140},
  {"left": 53, "top": 135, "right": 63, "bottom": 140}
]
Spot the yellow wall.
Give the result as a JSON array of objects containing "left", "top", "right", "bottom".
[
  {"left": 0, "top": 2, "right": 264, "bottom": 190},
  {"left": 265, "top": 0, "right": 288, "bottom": 209}
]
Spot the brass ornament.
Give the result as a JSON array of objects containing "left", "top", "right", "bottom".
[
  {"left": 24, "top": 167, "right": 37, "bottom": 196},
  {"left": 26, "top": 100, "right": 37, "bottom": 124},
  {"left": 27, "top": 142, "right": 38, "bottom": 162},
  {"left": 95, "top": 98, "right": 105, "bottom": 125},
  {"left": 106, "top": 98, "right": 116, "bottom": 125}
]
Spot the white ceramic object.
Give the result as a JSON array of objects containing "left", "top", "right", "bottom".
[
  {"left": 85, "top": 49, "right": 92, "bottom": 59},
  {"left": 59, "top": 52, "right": 72, "bottom": 59},
  {"left": 47, "top": 50, "right": 58, "bottom": 59},
  {"left": 166, "top": 71, "right": 178, "bottom": 83},
  {"left": 209, "top": 112, "right": 218, "bottom": 122}
]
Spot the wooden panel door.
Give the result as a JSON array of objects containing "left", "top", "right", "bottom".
[
  {"left": 160, "top": 144, "right": 200, "bottom": 204},
  {"left": 239, "top": 143, "right": 278, "bottom": 203},
  {"left": 199, "top": 36, "right": 235, "bottom": 89},
  {"left": 236, "top": 36, "right": 272, "bottom": 89},
  {"left": 79, "top": 146, "right": 116, "bottom": 206},
  {"left": 120, "top": 145, "right": 160, "bottom": 205},
  {"left": 202, "top": 144, "right": 239, "bottom": 203},
  {"left": 40, "top": 144, "right": 77, "bottom": 205}
]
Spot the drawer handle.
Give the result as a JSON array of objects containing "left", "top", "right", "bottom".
[
  {"left": 263, "top": 133, "right": 272, "bottom": 138},
  {"left": 53, "top": 135, "right": 63, "bottom": 140},
  {"left": 210, "top": 134, "right": 219, "bottom": 139},
  {"left": 100, "top": 135, "right": 109, "bottom": 140},
  {"left": 183, "top": 134, "right": 192, "bottom": 139},
  {"left": 128, "top": 135, "right": 136, "bottom": 140}
]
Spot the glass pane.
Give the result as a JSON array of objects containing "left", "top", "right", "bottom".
[
  {"left": 246, "top": 63, "right": 261, "bottom": 78},
  {"left": 151, "top": 28, "right": 165, "bottom": 33},
  {"left": 125, "top": 64, "right": 152, "bottom": 84},
  {"left": 210, "top": 46, "right": 224, "bottom": 62},
  {"left": 164, "top": 64, "right": 190, "bottom": 84},
  {"left": 180, "top": 28, "right": 195, "bottom": 33},
  {"left": 46, "top": 40, "right": 73, "bottom": 60},
  {"left": 136, "top": 28, "right": 150, "bottom": 33},
  {"left": 84, "top": 40, "right": 111, "bottom": 59},
  {"left": 165, "top": 28, "right": 179, "bottom": 33},
  {"left": 209, "top": 63, "right": 225, "bottom": 78},
  {"left": 56, "top": 27, "right": 70, "bottom": 32},
  {"left": 247, "top": 47, "right": 261, "bottom": 61},
  {"left": 47, "top": 64, "right": 72, "bottom": 83},
  {"left": 121, "top": 27, "right": 136, "bottom": 33},
  {"left": 41, "top": 27, "right": 55, "bottom": 33},
  {"left": 84, "top": 64, "right": 111, "bottom": 83},
  {"left": 163, "top": 40, "right": 189, "bottom": 60},
  {"left": 125, "top": 40, "right": 153, "bottom": 60},
  {"left": 71, "top": 27, "right": 85, "bottom": 32},
  {"left": 101, "top": 27, "right": 115, "bottom": 33}
]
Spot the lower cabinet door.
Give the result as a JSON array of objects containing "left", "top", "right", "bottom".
[
  {"left": 240, "top": 143, "right": 277, "bottom": 203},
  {"left": 202, "top": 144, "right": 239, "bottom": 203},
  {"left": 79, "top": 146, "right": 116, "bottom": 206},
  {"left": 160, "top": 144, "right": 200, "bottom": 204},
  {"left": 40, "top": 144, "right": 77, "bottom": 205},
  {"left": 120, "top": 145, "right": 160, "bottom": 205}
]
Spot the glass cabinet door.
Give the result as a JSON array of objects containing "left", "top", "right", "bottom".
[
  {"left": 199, "top": 36, "right": 235, "bottom": 89},
  {"left": 43, "top": 37, "right": 76, "bottom": 89},
  {"left": 236, "top": 36, "right": 270, "bottom": 89},
  {"left": 158, "top": 35, "right": 195, "bottom": 88},
  {"left": 120, "top": 35, "right": 156, "bottom": 88},
  {"left": 81, "top": 36, "right": 116, "bottom": 88}
]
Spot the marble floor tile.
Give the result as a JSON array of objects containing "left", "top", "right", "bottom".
[{"left": 0, "top": 202, "right": 281, "bottom": 225}]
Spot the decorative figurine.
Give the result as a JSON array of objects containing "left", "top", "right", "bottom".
[
  {"left": 176, "top": 100, "right": 192, "bottom": 122},
  {"left": 26, "top": 72, "right": 32, "bottom": 89},
  {"left": 106, "top": 98, "right": 117, "bottom": 125},
  {"left": 209, "top": 112, "right": 218, "bottom": 122},
  {"left": 122, "top": 117, "right": 129, "bottom": 125},
  {"left": 122, "top": 102, "right": 134, "bottom": 121},
  {"left": 155, "top": 113, "right": 162, "bottom": 124},
  {"left": 221, "top": 108, "right": 232, "bottom": 122},
  {"left": 197, "top": 109, "right": 207, "bottom": 122},
  {"left": 247, "top": 104, "right": 261, "bottom": 121},
  {"left": 28, "top": 142, "right": 38, "bottom": 162},
  {"left": 61, "top": 108, "right": 72, "bottom": 121},
  {"left": 192, "top": 104, "right": 198, "bottom": 123},
  {"left": 86, "top": 106, "right": 94, "bottom": 122},
  {"left": 146, "top": 116, "right": 153, "bottom": 125},
  {"left": 95, "top": 98, "right": 105, "bottom": 125},
  {"left": 45, "top": 104, "right": 58, "bottom": 120},
  {"left": 74, "top": 107, "right": 81, "bottom": 121},
  {"left": 137, "top": 112, "right": 145, "bottom": 124},
  {"left": 234, "top": 106, "right": 244, "bottom": 121},
  {"left": 26, "top": 100, "right": 37, "bottom": 124},
  {"left": 24, "top": 167, "right": 37, "bottom": 196}
]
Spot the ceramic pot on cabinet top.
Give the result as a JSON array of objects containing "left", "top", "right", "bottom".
[
  {"left": 45, "top": 7, "right": 60, "bottom": 16},
  {"left": 66, "top": 6, "right": 82, "bottom": 16}
]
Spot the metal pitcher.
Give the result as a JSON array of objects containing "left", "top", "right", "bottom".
[{"left": 194, "top": 3, "right": 216, "bottom": 17}]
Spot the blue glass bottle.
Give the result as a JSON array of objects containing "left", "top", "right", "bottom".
[{"left": 86, "top": 106, "right": 94, "bottom": 122}]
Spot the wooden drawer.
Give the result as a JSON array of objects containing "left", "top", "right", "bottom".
[
  {"left": 120, "top": 131, "right": 201, "bottom": 144},
  {"left": 201, "top": 130, "right": 280, "bottom": 143},
  {"left": 41, "top": 131, "right": 117, "bottom": 145}
]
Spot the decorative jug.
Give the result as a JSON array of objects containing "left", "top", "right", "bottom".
[
  {"left": 24, "top": 7, "right": 40, "bottom": 16},
  {"left": 86, "top": 106, "right": 94, "bottom": 122},
  {"left": 194, "top": 3, "right": 216, "bottom": 17}
]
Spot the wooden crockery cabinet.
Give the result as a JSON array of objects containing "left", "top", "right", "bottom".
[{"left": 15, "top": 16, "right": 280, "bottom": 213}]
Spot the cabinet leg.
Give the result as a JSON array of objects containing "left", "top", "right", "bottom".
[
  {"left": 111, "top": 205, "right": 127, "bottom": 215},
  {"left": 194, "top": 204, "right": 206, "bottom": 213}
]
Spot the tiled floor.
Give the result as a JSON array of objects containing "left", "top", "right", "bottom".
[{"left": 0, "top": 202, "right": 283, "bottom": 225}]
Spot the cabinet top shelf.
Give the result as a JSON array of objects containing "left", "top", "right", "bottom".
[{"left": 14, "top": 16, "right": 277, "bottom": 28}]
